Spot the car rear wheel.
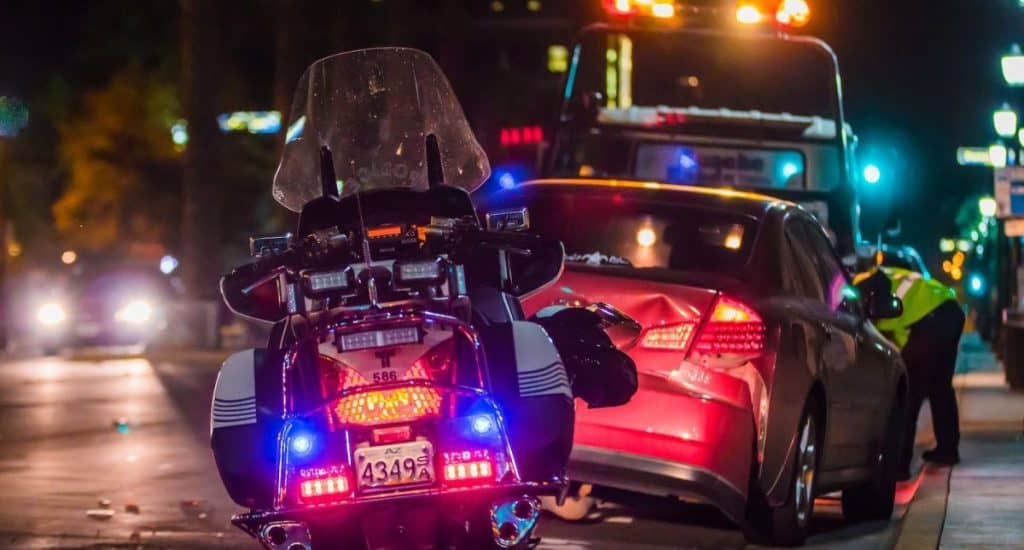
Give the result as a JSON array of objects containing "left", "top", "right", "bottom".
[
  {"left": 841, "top": 396, "right": 903, "bottom": 522},
  {"left": 744, "top": 398, "right": 820, "bottom": 547}
]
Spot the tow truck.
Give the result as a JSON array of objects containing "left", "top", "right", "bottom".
[{"left": 535, "top": 0, "right": 863, "bottom": 257}]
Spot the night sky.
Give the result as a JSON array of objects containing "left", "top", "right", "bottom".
[{"left": 2, "top": 0, "right": 1022, "bottom": 268}]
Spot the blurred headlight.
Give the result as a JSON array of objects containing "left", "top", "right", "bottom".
[
  {"left": 115, "top": 300, "right": 154, "bottom": 324},
  {"left": 37, "top": 302, "right": 68, "bottom": 326}
]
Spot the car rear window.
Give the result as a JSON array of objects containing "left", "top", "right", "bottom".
[{"left": 520, "top": 190, "right": 760, "bottom": 276}]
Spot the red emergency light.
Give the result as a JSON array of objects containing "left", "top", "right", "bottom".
[
  {"left": 735, "top": 0, "right": 811, "bottom": 28},
  {"left": 500, "top": 126, "right": 544, "bottom": 148},
  {"left": 602, "top": 0, "right": 676, "bottom": 19}
]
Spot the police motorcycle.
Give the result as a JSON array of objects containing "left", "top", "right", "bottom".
[{"left": 211, "top": 48, "right": 638, "bottom": 550}]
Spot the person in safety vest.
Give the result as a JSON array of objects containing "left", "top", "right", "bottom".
[{"left": 854, "top": 266, "right": 965, "bottom": 479}]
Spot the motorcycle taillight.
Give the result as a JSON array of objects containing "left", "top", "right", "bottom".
[{"left": 324, "top": 339, "right": 457, "bottom": 427}]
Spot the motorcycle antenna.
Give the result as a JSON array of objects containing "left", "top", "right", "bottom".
[
  {"left": 426, "top": 134, "right": 444, "bottom": 188},
  {"left": 345, "top": 151, "right": 376, "bottom": 304},
  {"left": 320, "top": 146, "right": 340, "bottom": 200}
]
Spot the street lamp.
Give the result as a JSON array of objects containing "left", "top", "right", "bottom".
[
  {"left": 990, "top": 144, "right": 1008, "bottom": 168},
  {"left": 994, "top": 104, "right": 1018, "bottom": 138},
  {"left": 1003, "top": 44, "right": 1024, "bottom": 87},
  {"left": 979, "top": 196, "right": 998, "bottom": 218}
]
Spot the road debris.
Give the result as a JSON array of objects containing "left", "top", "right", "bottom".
[{"left": 86, "top": 509, "right": 115, "bottom": 520}]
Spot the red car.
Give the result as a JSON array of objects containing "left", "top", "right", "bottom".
[{"left": 479, "top": 178, "right": 907, "bottom": 546}]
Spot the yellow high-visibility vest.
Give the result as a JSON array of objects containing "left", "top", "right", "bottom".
[{"left": 853, "top": 267, "right": 958, "bottom": 348}]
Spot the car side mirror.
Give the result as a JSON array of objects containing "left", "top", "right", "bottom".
[{"left": 866, "top": 292, "right": 903, "bottom": 320}]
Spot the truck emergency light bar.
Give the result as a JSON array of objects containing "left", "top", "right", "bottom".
[{"left": 603, "top": 0, "right": 811, "bottom": 29}]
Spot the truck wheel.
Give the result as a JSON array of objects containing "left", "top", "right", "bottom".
[
  {"left": 842, "top": 396, "right": 903, "bottom": 522},
  {"left": 744, "top": 398, "right": 820, "bottom": 547}
]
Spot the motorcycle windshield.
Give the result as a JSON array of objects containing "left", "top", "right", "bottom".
[{"left": 273, "top": 48, "right": 490, "bottom": 212}]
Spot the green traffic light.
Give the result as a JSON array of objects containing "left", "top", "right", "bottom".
[{"left": 863, "top": 164, "right": 881, "bottom": 184}]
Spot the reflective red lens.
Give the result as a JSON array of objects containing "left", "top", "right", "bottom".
[{"left": 372, "top": 425, "right": 412, "bottom": 445}]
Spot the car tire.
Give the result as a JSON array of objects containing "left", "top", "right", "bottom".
[
  {"left": 743, "top": 397, "right": 820, "bottom": 547},
  {"left": 841, "top": 396, "right": 903, "bottom": 522}
]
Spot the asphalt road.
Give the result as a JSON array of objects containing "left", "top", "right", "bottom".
[{"left": 0, "top": 354, "right": 911, "bottom": 549}]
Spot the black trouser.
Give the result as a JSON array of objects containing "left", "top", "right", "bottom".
[{"left": 898, "top": 300, "right": 966, "bottom": 472}]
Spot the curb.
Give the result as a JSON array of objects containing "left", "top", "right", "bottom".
[{"left": 892, "top": 465, "right": 952, "bottom": 549}]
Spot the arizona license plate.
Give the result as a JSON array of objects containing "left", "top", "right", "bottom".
[{"left": 355, "top": 441, "right": 434, "bottom": 489}]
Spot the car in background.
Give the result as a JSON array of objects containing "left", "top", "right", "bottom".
[
  {"left": 479, "top": 179, "right": 907, "bottom": 546},
  {"left": 854, "top": 242, "right": 931, "bottom": 278},
  {"left": 34, "top": 265, "right": 175, "bottom": 353}
]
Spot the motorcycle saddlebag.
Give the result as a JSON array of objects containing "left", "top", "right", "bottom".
[
  {"left": 479, "top": 321, "right": 574, "bottom": 482},
  {"left": 210, "top": 348, "right": 281, "bottom": 508}
]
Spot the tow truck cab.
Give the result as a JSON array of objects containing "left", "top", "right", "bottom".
[{"left": 544, "top": 21, "right": 862, "bottom": 257}]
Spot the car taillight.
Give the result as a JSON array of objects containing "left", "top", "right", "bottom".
[
  {"left": 638, "top": 295, "right": 766, "bottom": 358},
  {"left": 641, "top": 322, "right": 696, "bottom": 351},
  {"left": 690, "top": 295, "right": 766, "bottom": 356},
  {"left": 298, "top": 466, "right": 351, "bottom": 502}
]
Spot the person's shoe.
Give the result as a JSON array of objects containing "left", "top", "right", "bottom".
[{"left": 922, "top": 448, "right": 960, "bottom": 465}]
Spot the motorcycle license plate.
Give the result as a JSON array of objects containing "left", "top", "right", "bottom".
[{"left": 355, "top": 441, "right": 434, "bottom": 490}]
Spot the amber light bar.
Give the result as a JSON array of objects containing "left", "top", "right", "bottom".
[{"left": 366, "top": 225, "right": 403, "bottom": 239}]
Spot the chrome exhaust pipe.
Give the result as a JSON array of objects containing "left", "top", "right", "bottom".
[
  {"left": 258, "top": 521, "right": 312, "bottom": 550},
  {"left": 490, "top": 496, "right": 540, "bottom": 548}
]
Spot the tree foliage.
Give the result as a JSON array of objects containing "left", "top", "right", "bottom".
[{"left": 53, "top": 69, "right": 181, "bottom": 253}]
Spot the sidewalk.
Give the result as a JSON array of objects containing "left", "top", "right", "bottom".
[
  {"left": 940, "top": 372, "right": 1024, "bottom": 548},
  {"left": 897, "top": 335, "right": 1024, "bottom": 549}
]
